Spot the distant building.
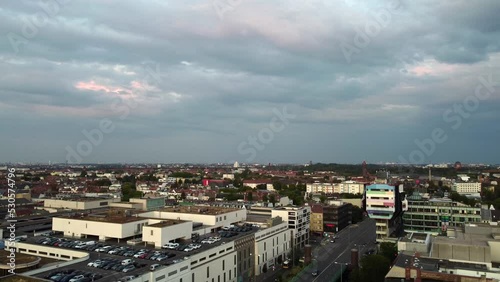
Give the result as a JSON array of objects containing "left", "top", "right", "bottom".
[
  {"left": 453, "top": 182, "right": 481, "bottom": 194},
  {"left": 365, "top": 184, "right": 403, "bottom": 241}
]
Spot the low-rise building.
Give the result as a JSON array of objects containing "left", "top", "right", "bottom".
[
  {"left": 43, "top": 197, "right": 121, "bottom": 210},
  {"left": 453, "top": 182, "right": 482, "bottom": 195}
]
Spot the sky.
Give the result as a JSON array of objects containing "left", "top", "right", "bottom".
[{"left": 1, "top": 0, "right": 499, "bottom": 165}]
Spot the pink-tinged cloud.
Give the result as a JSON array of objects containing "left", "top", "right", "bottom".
[
  {"left": 408, "top": 60, "right": 458, "bottom": 76},
  {"left": 75, "top": 80, "right": 132, "bottom": 94}
]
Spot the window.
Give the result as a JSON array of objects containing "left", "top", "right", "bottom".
[
  {"left": 151, "top": 230, "right": 154, "bottom": 236},
  {"left": 207, "top": 267, "right": 210, "bottom": 278},
  {"left": 223, "top": 260, "right": 225, "bottom": 271},
  {"left": 229, "top": 270, "right": 232, "bottom": 280}
]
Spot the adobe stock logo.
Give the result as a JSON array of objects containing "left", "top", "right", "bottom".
[
  {"left": 237, "top": 107, "right": 296, "bottom": 162},
  {"left": 398, "top": 74, "right": 496, "bottom": 165}
]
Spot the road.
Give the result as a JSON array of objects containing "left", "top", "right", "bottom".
[{"left": 291, "top": 218, "right": 376, "bottom": 282}]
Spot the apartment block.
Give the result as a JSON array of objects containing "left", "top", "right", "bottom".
[
  {"left": 403, "top": 193, "right": 481, "bottom": 235},
  {"left": 365, "top": 184, "right": 403, "bottom": 241}
]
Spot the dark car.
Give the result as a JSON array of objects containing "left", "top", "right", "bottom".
[{"left": 88, "top": 273, "right": 103, "bottom": 280}]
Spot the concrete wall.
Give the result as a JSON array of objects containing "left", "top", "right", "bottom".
[
  {"left": 140, "top": 209, "right": 246, "bottom": 229},
  {"left": 53, "top": 217, "right": 149, "bottom": 240},
  {"left": 6, "top": 242, "right": 88, "bottom": 262},
  {"left": 142, "top": 221, "right": 192, "bottom": 248},
  {"left": 432, "top": 242, "right": 491, "bottom": 264},
  {"left": 254, "top": 222, "right": 290, "bottom": 275},
  {"left": 44, "top": 198, "right": 120, "bottom": 210}
]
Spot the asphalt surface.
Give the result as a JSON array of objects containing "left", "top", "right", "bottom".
[
  {"left": 28, "top": 227, "right": 260, "bottom": 282},
  {"left": 268, "top": 218, "right": 376, "bottom": 282}
]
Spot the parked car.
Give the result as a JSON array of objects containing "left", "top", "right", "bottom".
[
  {"left": 122, "top": 265, "right": 135, "bottom": 273},
  {"left": 133, "top": 251, "right": 146, "bottom": 258},
  {"left": 162, "top": 242, "right": 179, "bottom": 249},
  {"left": 87, "top": 260, "right": 101, "bottom": 267},
  {"left": 121, "top": 259, "right": 134, "bottom": 266},
  {"left": 69, "top": 275, "right": 85, "bottom": 282}
]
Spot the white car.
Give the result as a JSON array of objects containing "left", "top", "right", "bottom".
[
  {"left": 87, "top": 260, "right": 101, "bottom": 267},
  {"left": 184, "top": 247, "right": 194, "bottom": 252},
  {"left": 69, "top": 275, "right": 85, "bottom": 282},
  {"left": 133, "top": 252, "right": 146, "bottom": 258}
]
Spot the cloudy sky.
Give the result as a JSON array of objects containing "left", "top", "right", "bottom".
[{"left": 1, "top": 0, "right": 499, "bottom": 164}]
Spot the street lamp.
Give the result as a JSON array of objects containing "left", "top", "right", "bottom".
[{"left": 334, "top": 262, "right": 348, "bottom": 282}]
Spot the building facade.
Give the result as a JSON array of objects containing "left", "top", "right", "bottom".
[
  {"left": 271, "top": 206, "right": 311, "bottom": 248},
  {"left": 323, "top": 203, "right": 352, "bottom": 234},
  {"left": 403, "top": 193, "right": 481, "bottom": 234},
  {"left": 453, "top": 182, "right": 482, "bottom": 194},
  {"left": 310, "top": 204, "right": 324, "bottom": 235},
  {"left": 365, "top": 184, "right": 403, "bottom": 241}
]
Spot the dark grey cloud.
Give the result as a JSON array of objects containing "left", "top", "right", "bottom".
[{"left": 1, "top": 0, "right": 499, "bottom": 164}]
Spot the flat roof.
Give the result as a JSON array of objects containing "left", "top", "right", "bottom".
[
  {"left": 59, "top": 209, "right": 146, "bottom": 224},
  {"left": 158, "top": 206, "right": 240, "bottom": 215},
  {"left": 433, "top": 230, "right": 491, "bottom": 247},
  {"left": 45, "top": 197, "right": 115, "bottom": 202},
  {"left": 148, "top": 219, "right": 187, "bottom": 228}
]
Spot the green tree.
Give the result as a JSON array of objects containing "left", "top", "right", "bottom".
[
  {"left": 181, "top": 191, "right": 186, "bottom": 200},
  {"left": 273, "top": 181, "right": 283, "bottom": 191},
  {"left": 319, "top": 194, "right": 327, "bottom": 203},
  {"left": 353, "top": 255, "right": 391, "bottom": 282},
  {"left": 262, "top": 194, "right": 269, "bottom": 202},
  {"left": 379, "top": 242, "right": 398, "bottom": 262},
  {"left": 351, "top": 206, "right": 364, "bottom": 224},
  {"left": 269, "top": 194, "right": 277, "bottom": 206},
  {"left": 121, "top": 182, "right": 142, "bottom": 201},
  {"left": 247, "top": 192, "right": 253, "bottom": 201}
]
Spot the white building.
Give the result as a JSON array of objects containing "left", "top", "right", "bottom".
[
  {"left": 142, "top": 220, "right": 193, "bottom": 248},
  {"left": 271, "top": 206, "right": 310, "bottom": 248},
  {"left": 338, "top": 181, "right": 365, "bottom": 194},
  {"left": 454, "top": 182, "right": 481, "bottom": 194},
  {"left": 52, "top": 210, "right": 149, "bottom": 241},
  {"left": 254, "top": 221, "right": 290, "bottom": 275},
  {"left": 306, "top": 183, "right": 335, "bottom": 194},
  {"left": 44, "top": 197, "right": 121, "bottom": 210},
  {"left": 223, "top": 173, "right": 235, "bottom": 180},
  {"left": 139, "top": 206, "right": 247, "bottom": 235}
]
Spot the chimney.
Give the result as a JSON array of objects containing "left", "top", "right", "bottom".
[
  {"left": 351, "top": 248, "right": 359, "bottom": 268},
  {"left": 405, "top": 267, "right": 411, "bottom": 280},
  {"left": 304, "top": 245, "right": 312, "bottom": 265}
]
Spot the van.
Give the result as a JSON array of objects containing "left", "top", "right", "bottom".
[
  {"left": 121, "top": 259, "right": 133, "bottom": 266},
  {"left": 150, "top": 264, "right": 161, "bottom": 271}
]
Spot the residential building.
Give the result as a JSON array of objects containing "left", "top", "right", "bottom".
[
  {"left": 254, "top": 218, "right": 290, "bottom": 275},
  {"left": 310, "top": 204, "right": 324, "bottom": 235},
  {"left": 453, "top": 181, "right": 481, "bottom": 194},
  {"left": 271, "top": 206, "right": 311, "bottom": 248},
  {"left": 365, "top": 184, "right": 403, "bottom": 241},
  {"left": 323, "top": 203, "right": 352, "bottom": 234},
  {"left": 338, "top": 181, "right": 365, "bottom": 194},
  {"left": 403, "top": 193, "right": 481, "bottom": 235},
  {"left": 306, "top": 183, "right": 335, "bottom": 194}
]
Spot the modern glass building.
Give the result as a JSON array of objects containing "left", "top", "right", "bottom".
[{"left": 403, "top": 192, "right": 481, "bottom": 235}]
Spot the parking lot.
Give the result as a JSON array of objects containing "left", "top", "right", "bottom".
[{"left": 30, "top": 223, "right": 258, "bottom": 282}]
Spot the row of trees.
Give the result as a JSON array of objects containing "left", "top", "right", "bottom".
[{"left": 350, "top": 242, "right": 397, "bottom": 282}]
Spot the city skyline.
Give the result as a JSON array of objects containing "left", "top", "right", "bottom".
[{"left": 1, "top": 1, "right": 499, "bottom": 164}]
